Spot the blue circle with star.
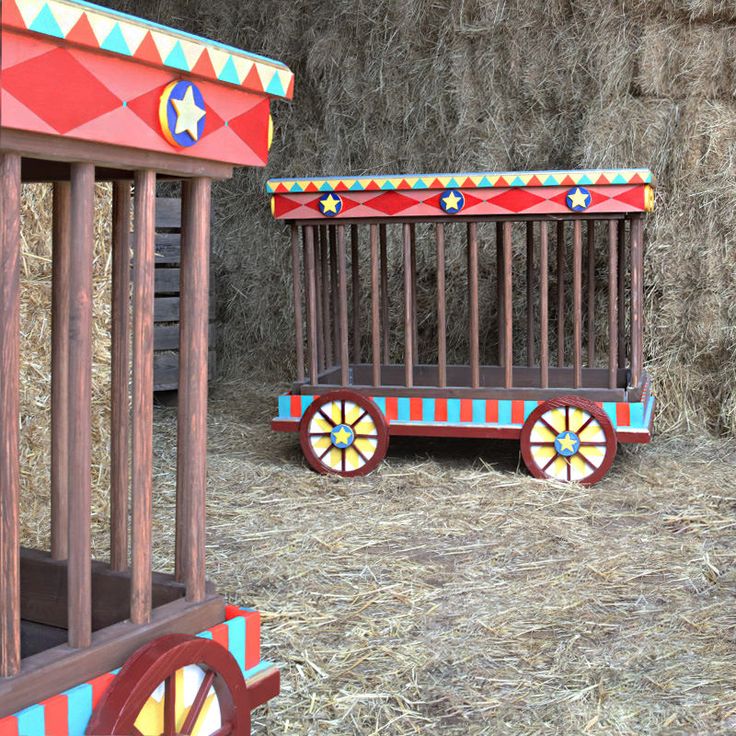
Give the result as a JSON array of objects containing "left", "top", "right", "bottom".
[
  {"left": 319, "top": 192, "right": 343, "bottom": 217},
  {"left": 566, "top": 186, "right": 591, "bottom": 212},
  {"left": 440, "top": 189, "right": 465, "bottom": 214},
  {"left": 554, "top": 431, "right": 580, "bottom": 457},
  {"left": 160, "top": 80, "right": 206, "bottom": 148},
  {"left": 330, "top": 423, "right": 355, "bottom": 448}
]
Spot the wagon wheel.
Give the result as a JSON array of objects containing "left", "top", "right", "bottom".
[
  {"left": 520, "top": 396, "right": 617, "bottom": 485},
  {"left": 86, "top": 634, "right": 251, "bottom": 736},
  {"left": 299, "top": 389, "right": 388, "bottom": 476}
]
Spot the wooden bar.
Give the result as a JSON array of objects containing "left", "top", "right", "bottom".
[
  {"left": 0, "top": 153, "right": 21, "bottom": 676},
  {"left": 617, "top": 220, "right": 626, "bottom": 368},
  {"left": 556, "top": 221, "right": 565, "bottom": 367},
  {"left": 337, "top": 225, "right": 349, "bottom": 385},
  {"left": 131, "top": 170, "right": 155, "bottom": 624},
  {"left": 410, "top": 223, "right": 418, "bottom": 361},
  {"left": 539, "top": 221, "right": 549, "bottom": 388},
  {"left": 436, "top": 224, "right": 447, "bottom": 388},
  {"left": 526, "top": 222, "right": 534, "bottom": 366},
  {"left": 320, "top": 226, "right": 332, "bottom": 367},
  {"left": 304, "top": 226, "right": 319, "bottom": 384},
  {"left": 630, "top": 214, "right": 644, "bottom": 387},
  {"left": 468, "top": 222, "right": 480, "bottom": 388},
  {"left": 290, "top": 224, "right": 305, "bottom": 383},
  {"left": 110, "top": 182, "right": 130, "bottom": 572},
  {"left": 572, "top": 220, "right": 583, "bottom": 388},
  {"left": 67, "top": 162, "right": 95, "bottom": 649},
  {"left": 315, "top": 227, "right": 325, "bottom": 371},
  {"left": 370, "top": 224, "right": 381, "bottom": 386},
  {"left": 503, "top": 222, "right": 513, "bottom": 388},
  {"left": 586, "top": 221, "right": 595, "bottom": 367},
  {"left": 496, "top": 222, "right": 504, "bottom": 365},
  {"left": 350, "top": 224, "right": 361, "bottom": 363},
  {"left": 178, "top": 178, "right": 211, "bottom": 604},
  {"left": 403, "top": 224, "right": 414, "bottom": 387},
  {"left": 379, "top": 224, "right": 390, "bottom": 364},
  {"left": 608, "top": 220, "right": 619, "bottom": 389},
  {"left": 51, "top": 182, "right": 71, "bottom": 561},
  {"left": 329, "top": 225, "right": 339, "bottom": 360}
]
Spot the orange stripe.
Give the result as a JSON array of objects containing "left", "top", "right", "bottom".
[
  {"left": 460, "top": 399, "right": 472, "bottom": 423},
  {"left": 211, "top": 621, "right": 230, "bottom": 650},
  {"left": 90, "top": 672, "right": 116, "bottom": 710},
  {"left": 43, "top": 695, "right": 68, "bottom": 735},
  {"left": 511, "top": 400, "right": 525, "bottom": 425},
  {"left": 435, "top": 398, "right": 447, "bottom": 422},
  {"left": 410, "top": 397, "right": 422, "bottom": 421},
  {"left": 485, "top": 400, "right": 498, "bottom": 423},
  {"left": 291, "top": 394, "right": 302, "bottom": 417},
  {"left": 616, "top": 403, "right": 630, "bottom": 427},
  {"left": 386, "top": 397, "right": 398, "bottom": 421}
]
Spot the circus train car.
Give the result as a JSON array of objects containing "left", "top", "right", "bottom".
[
  {"left": 269, "top": 168, "right": 655, "bottom": 485},
  {"left": 0, "top": 0, "right": 292, "bottom": 733}
]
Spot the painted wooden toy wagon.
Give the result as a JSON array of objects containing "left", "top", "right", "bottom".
[
  {"left": 0, "top": 0, "right": 292, "bottom": 733},
  {"left": 269, "top": 168, "right": 655, "bottom": 484}
]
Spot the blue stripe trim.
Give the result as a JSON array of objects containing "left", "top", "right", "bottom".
[
  {"left": 498, "top": 401, "right": 511, "bottom": 425},
  {"left": 278, "top": 395, "right": 291, "bottom": 419},
  {"left": 472, "top": 400, "right": 485, "bottom": 424},
  {"left": 373, "top": 396, "right": 386, "bottom": 414},
  {"left": 397, "top": 397, "right": 410, "bottom": 421},
  {"left": 447, "top": 399, "right": 461, "bottom": 423},
  {"left": 243, "top": 660, "right": 274, "bottom": 680},
  {"left": 227, "top": 616, "right": 246, "bottom": 673},
  {"left": 16, "top": 704, "right": 45, "bottom": 735},
  {"left": 603, "top": 402, "right": 617, "bottom": 425},
  {"left": 66, "top": 684, "right": 93, "bottom": 736},
  {"left": 422, "top": 398, "right": 435, "bottom": 422},
  {"left": 524, "top": 400, "right": 538, "bottom": 420}
]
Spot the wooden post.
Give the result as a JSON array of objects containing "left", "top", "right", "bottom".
[
  {"left": 526, "top": 222, "right": 534, "bottom": 366},
  {"left": 410, "top": 223, "right": 418, "bottom": 362},
  {"left": 337, "top": 225, "right": 349, "bottom": 385},
  {"left": 131, "top": 170, "right": 155, "bottom": 624},
  {"left": 67, "top": 162, "right": 95, "bottom": 649},
  {"left": 110, "top": 182, "right": 130, "bottom": 572},
  {"left": 572, "top": 220, "right": 583, "bottom": 388},
  {"left": 380, "top": 224, "right": 390, "bottom": 364},
  {"left": 350, "top": 224, "right": 361, "bottom": 364},
  {"left": 468, "top": 222, "right": 480, "bottom": 388},
  {"left": 503, "top": 222, "right": 513, "bottom": 388},
  {"left": 608, "top": 220, "right": 618, "bottom": 389},
  {"left": 586, "top": 221, "right": 595, "bottom": 367},
  {"left": 556, "top": 221, "right": 565, "bottom": 367},
  {"left": 630, "top": 214, "right": 644, "bottom": 387},
  {"left": 617, "top": 220, "right": 626, "bottom": 369},
  {"left": 291, "top": 224, "right": 305, "bottom": 383},
  {"left": 0, "top": 153, "right": 21, "bottom": 676},
  {"left": 370, "top": 224, "right": 381, "bottom": 386},
  {"left": 539, "top": 221, "right": 549, "bottom": 389},
  {"left": 403, "top": 224, "right": 413, "bottom": 387},
  {"left": 304, "top": 227, "right": 319, "bottom": 384},
  {"left": 329, "top": 225, "right": 339, "bottom": 360},
  {"left": 320, "top": 226, "right": 332, "bottom": 368},
  {"left": 51, "top": 182, "right": 71, "bottom": 561},
  {"left": 315, "top": 228, "right": 324, "bottom": 372},
  {"left": 436, "top": 224, "right": 447, "bottom": 388},
  {"left": 496, "top": 222, "right": 504, "bottom": 365}
]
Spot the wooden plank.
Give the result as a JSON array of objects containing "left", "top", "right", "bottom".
[
  {"left": 0, "top": 153, "right": 21, "bottom": 677},
  {"left": 154, "top": 235, "right": 182, "bottom": 265},
  {"left": 177, "top": 178, "right": 211, "bottom": 604},
  {"left": 503, "top": 222, "right": 513, "bottom": 388},
  {"left": 496, "top": 222, "right": 504, "bottom": 365},
  {"left": 110, "top": 182, "right": 130, "bottom": 572},
  {"left": 617, "top": 221, "right": 626, "bottom": 368},
  {"left": 152, "top": 352, "right": 216, "bottom": 391},
  {"left": 573, "top": 220, "right": 583, "bottom": 388},
  {"left": 586, "top": 221, "right": 596, "bottom": 366},
  {"left": 608, "top": 221, "right": 619, "bottom": 389},
  {"left": 153, "top": 324, "right": 215, "bottom": 352},
  {"left": 403, "top": 224, "right": 414, "bottom": 387},
  {"left": 350, "top": 225, "right": 361, "bottom": 363},
  {"left": 436, "top": 224, "right": 447, "bottom": 388},
  {"left": 526, "top": 222, "right": 534, "bottom": 366},
  {"left": 539, "top": 222, "right": 549, "bottom": 388},
  {"left": 154, "top": 268, "right": 180, "bottom": 294},
  {"left": 337, "top": 225, "right": 349, "bottom": 385},
  {"left": 468, "top": 222, "right": 480, "bottom": 388},
  {"left": 304, "top": 227, "right": 319, "bottom": 385},
  {"left": 291, "top": 224, "right": 305, "bottom": 383},
  {"left": 131, "top": 170, "right": 156, "bottom": 625},
  {"left": 67, "top": 162, "right": 95, "bottom": 650},
  {"left": 380, "top": 224, "right": 390, "bottom": 364},
  {"left": 556, "top": 221, "right": 565, "bottom": 367},
  {"left": 630, "top": 214, "right": 644, "bottom": 387},
  {"left": 50, "top": 182, "right": 70, "bottom": 561},
  {"left": 370, "top": 224, "right": 381, "bottom": 387},
  {"left": 154, "top": 297, "right": 214, "bottom": 323},
  {"left": 155, "top": 197, "right": 182, "bottom": 230}
]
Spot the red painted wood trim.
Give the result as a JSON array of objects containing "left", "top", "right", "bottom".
[{"left": 388, "top": 424, "right": 521, "bottom": 440}]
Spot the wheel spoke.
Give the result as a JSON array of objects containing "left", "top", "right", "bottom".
[
  {"left": 353, "top": 444, "right": 370, "bottom": 464},
  {"left": 566, "top": 456, "right": 571, "bottom": 481},
  {"left": 530, "top": 442, "right": 556, "bottom": 446},
  {"left": 542, "top": 454, "right": 558, "bottom": 472},
  {"left": 210, "top": 724, "right": 234, "bottom": 736},
  {"left": 318, "top": 408, "right": 336, "bottom": 427},
  {"left": 164, "top": 674, "right": 176, "bottom": 736},
  {"left": 342, "top": 447, "right": 346, "bottom": 473},
  {"left": 341, "top": 399, "right": 345, "bottom": 424},
  {"left": 309, "top": 431, "right": 331, "bottom": 437},
  {"left": 180, "top": 670, "right": 215, "bottom": 735},
  {"left": 577, "top": 451, "right": 598, "bottom": 472},
  {"left": 539, "top": 417, "right": 560, "bottom": 437},
  {"left": 318, "top": 445, "right": 332, "bottom": 461},
  {"left": 579, "top": 441, "right": 604, "bottom": 447},
  {"left": 353, "top": 433, "right": 378, "bottom": 439},
  {"left": 350, "top": 409, "right": 368, "bottom": 428},
  {"left": 576, "top": 414, "right": 594, "bottom": 436},
  {"left": 565, "top": 405, "right": 570, "bottom": 431}
]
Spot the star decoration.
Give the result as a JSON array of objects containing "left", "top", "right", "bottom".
[
  {"left": 319, "top": 193, "right": 343, "bottom": 216},
  {"left": 556, "top": 432, "right": 579, "bottom": 455},
  {"left": 566, "top": 187, "right": 590, "bottom": 211},
  {"left": 331, "top": 425, "right": 353, "bottom": 448},
  {"left": 440, "top": 189, "right": 464, "bottom": 213},
  {"left": 171, "top": 84, "right": 206, "bottom": 141}
]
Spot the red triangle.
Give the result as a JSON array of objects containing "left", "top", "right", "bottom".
[
  {"left": 2, "top": 0, "right": 26, "bottom": 28},
  {"left": 272, "top": 194, "right": 302, "bottom": 218},
  {"left": 630, "top": 173, "right": 644, "bottom": 184},
  {"left": 527, "top": 175, "right": 542, "bottom": 187},
  {"left": 244, "top": 64, "right": 262, "bottom": 92},
  {"left": 304, "top": 182, "right": 318, "bottom": 192},
  {"left": 462, "top": 177, "right": 475, "bottom": 187},
  {"left": 191, "top": 48, "right": 217, "bottom": 80},
  {"left": 285, "top": 76, "right": 295, "bottom": 100},
  {"left": 66, "top": 13, "right": 99, "bottom": 48},
  {"left": 228, "top": 98, "right": 270, "bottom": 162},
  {"left": 134, "top": 31, "right": 162, "bottom": 66},
  {"left": 201, "top": 100, "right": 224, "bottom": 139},
  {"left": 495, "top": 176, "right": 508, "bottom": 187},
  {"left": 560, "top": 175, "right": 576, "bottom": 186},
  {"left": 275, "top": 183, "right": 288, "bottom": 193},
  {"left": 430, "top": 178, "right": 443, "bottom": 189},
  {"left": 365, "top": 180, "right": 380, "bottom": 191},
  {"left": 595, "top": 174, "right": 610, "bottom": 185},
  {"left": 398, "top": 179, "right": 410, "bottom": 189},
  {"left": 613, "top": 185, "right": 647, "bottom": 210}
]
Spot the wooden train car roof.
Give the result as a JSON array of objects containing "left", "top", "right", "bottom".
[
  {"left": 267, "top": 168, "right": 655, "bottom": 220},
  {"left": 1, "top": 0, "right": 294, "bottom": 171}
]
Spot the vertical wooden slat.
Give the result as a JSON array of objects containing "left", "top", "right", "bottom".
[
  {"left": 304, "top": 226, "right": 319, "bottom": 384},
  {"left": 436, "top": 224, "right": 447, "bottom": 388},
  {"left": 0, "top": 153, "right": 22, "bottom": 675},
  {"left": 329, "top": 225, "right": 339, "bottom": 360},
  {"left": 110, "top": 182, "right": 130, "bottom": 572},
  {"left": 337, "top": 225, "right": 349, "bottom": 385},
  {"left": 503, "top": 222, "right": 513, "bottom": 388},
  {"left": 379, "top": 224, "right": 390, "bottom": 364},
  {"left": 572, "top": 220, "right": 583, "bottom": 389},
  {"left": 320, "top": 226, "right": 332, "bottom": 367},
  {"left": 630, "top": 214, "right": 644, "bottom": 388},
  {"left": 67, "top": 162, "right": 95, "bottom": 648},
  {"left": 410, "top": 223, "right": 418, "bottom": 361},
  {"left": 315, "top": 227, "right": 324, "bottom": 371},
  {"left": 608, "top": 220, "right": 619, "bottom": 389},
  {"left": 496, "top": 222, "right": 504, "bottom": 365},
  {"left": 403, "top": 223, "right": 413, "bottom": 387},
  {"left": 539, "top": 221, "right": 549, "bottom": 389},
  {"left": 468, "top": 222, "right": 480, "bottom": 388},
  {"left": 290, "top": 224, "right": 305, "bottom": 383},
  {"left": 586, "top": 221, "right": 596, "bottom": 367},
  {"left": 178, "top": 177, "right": 211, "bottom": 604},
  {"left": 131, "top": 169, "right": 155, "bottom": 623},
  {"left": 556, "top": 221, "right": 565, "bottom": 367},
  {"left": 526, "top": 222, "right": 534, "bottom": 366},
  {"left": 370, "top": 224, "right": 381, "bottom": 386},
  {"left": 350, "top": 224, "right": 361, "bottom": 364},
  {"left": 51, "top": 182, "right": 71, "bottom": 561},
  {"left": 617, "top": 220, "right": 627, "bottom": 369}
]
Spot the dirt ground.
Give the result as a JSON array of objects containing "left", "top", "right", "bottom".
[{"left": 149, "top": 382, "right": 736, "bottom": 736}]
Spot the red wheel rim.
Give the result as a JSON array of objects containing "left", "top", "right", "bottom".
[
  {"left": 299, "top": 390, "right": 389, "bottom": 477},
  {"left": 520, "top": 396, "right": 617, "bottom": 486}
]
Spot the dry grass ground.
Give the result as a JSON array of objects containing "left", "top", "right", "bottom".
[{"left": 146, "top": 382, "right": 735, "bottom": 735}]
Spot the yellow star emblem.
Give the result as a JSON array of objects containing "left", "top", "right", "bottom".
[
  {"left": 171, "top": 85, "right": 206, "bottom": 141},
  {"left": 568, "top": 187, "right": 589, "bottom": 210},
  {"left": 320, "top": 193, "right": 341, "bottom": 215},
  {"left": 442, "top": 190, "right": 462, "bottom": 211},
  {"left": 557, "top": 432, "right": 578, "bottom": 454},
  {"left": 332, "top": 426, "right": 352, "bottom": 446}
]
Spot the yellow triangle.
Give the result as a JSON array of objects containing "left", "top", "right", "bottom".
[
  {"left": 16, "top": 0, "right": 46, "bottom": 28},
  {"left": 118, "top": 21, "right": 148, "bottom": 54},
  {"left": 150, "top": 30, "right": 177, "bottom": 64},
  {"left": 180, "top": 39, "right": 204, "bottom": 71},
  {"left": 278, "top": 70, "right": 293, "bottom": 94},
  {"left": 86, "top": 10, "right": 116, "bottom": 46},
  {"left": 342, "top": 180, "right": 356, "bottom": 189},
  {"left": 207, "top": 47, "right": 230, "bottom": 76},
  {"left": 438, "top": 176, "right": 451, "bottom": 186},
  {"left": 326, "top": 180, "right": 340, "bottom": 189},
  {"left": 232, "top": 57, "right": 253, "bottom": 85},
  {"left": 47, "top": 1, "right": 83, "bottom": 35},
  {"left": 518, "top": 174, "right": 532, "bottom": 185},
  {"left": 404, "top": 177, "right": 419, "bottom": 188},
  {"left": 256, "top": 64, "right": 273, "bottom": 91}
]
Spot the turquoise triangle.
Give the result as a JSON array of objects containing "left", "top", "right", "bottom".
[
  {"left": 218, "top": 56, "right": 240, "bottom": 84},
  {"left": 381, "top": 181, "right": 395, "bottom": 190},
  {"left": 165, "top": 41, "right": 189, "bottom": 71},
  {"left": 544, "top": 175, "right": 558, "bottom": 185},
  {"left": 414, "top": 179, "right": 428, "bottom": 189},
  {"left": 578, "top": 174, "right": 593, "bottom": 185},
  {"left": 319, "top": 182, "right": 332, "bottom": 191},
  {"left": 478, "top": 176, "right": 491, "bottom": 187},
  {"left": 446, "top": 177, "right": 459, "bottom": 188},
  {"left": 612, "top": 173, "right": 626, "bottom": 184},
  {"left": 511, "top": 176, "right": 525, "bottom": 186},
  {"left": 265, "top": 72, "right": 285, "bottom": 96},
  {"left": 30, "top": 4, "right": 64, "bottom": 38},
  {"left": 291, "top": 182, "right": 303, "bottom": 192},
  {"left": 350, "top": 181, "right": 364, "bottom": 190},
  {"left": 101, "top": 24, "right": 131, "bottom": 55}
]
